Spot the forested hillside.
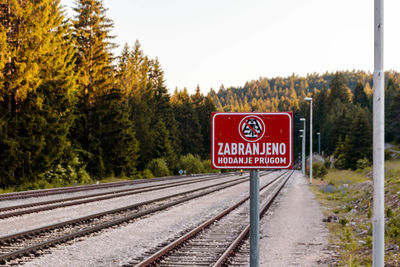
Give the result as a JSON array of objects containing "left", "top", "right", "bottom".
[
  {"left": 211, "top": 71, "right": 400, "bottom": 168},
  {"left": 1, "top": 0, "right": 400, "bottom": 191}
]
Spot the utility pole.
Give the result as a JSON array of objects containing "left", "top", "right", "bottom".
[
  {"left": 300, "top": 118, "right": 306, "bottom": 176},
  {"left": 304, "top": 98, "right": 313, "bottom": 184},
  {"left": 373, "top": 0, "right": 384, "bottom": 265}
]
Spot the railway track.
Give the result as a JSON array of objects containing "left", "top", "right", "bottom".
[
  {"left": 0, "top": 173, "right": 216, "bottom": 201},
  {"left": 0, "top": 171, "right": 273, "bottom": 265},
  {"left": 125, "top": 170, "right": 293, "bottom": 267},
  {"left": 0, "top": 174, "right": 235, "bottom": 219}
]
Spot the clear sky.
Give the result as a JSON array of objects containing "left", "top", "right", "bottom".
[{"left": 60, "top": 0, "right": 400, "bottom": 94}]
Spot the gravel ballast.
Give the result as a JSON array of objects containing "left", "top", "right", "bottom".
[
  {"left": 0, "top": 175, "right": 214, "bottom": 209},
  {"left": 0, "top": 174, "right": 245, "bottom": 236},
  {"left": 23, "top": 172, "right": 279, "bottom": 266}
]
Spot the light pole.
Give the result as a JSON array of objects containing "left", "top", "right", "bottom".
[
  {"left": 373, "top": 0, "right": 384, "bottom": 265},
  {"left": 300, "top": 118, "right": 306, "bottom": 176},
  {"left": 305, "top": 97, "right": 313, "bottom": 184},
  {"left": 299, "top": 133, "right": 304, "bottom": 175},
  {"left": 317, "top": 132, "right": 321, "bottom": 155}
]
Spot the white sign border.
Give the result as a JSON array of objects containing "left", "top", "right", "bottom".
[{"left": 212, "top": 112, "right": 293, "bottom": 169}]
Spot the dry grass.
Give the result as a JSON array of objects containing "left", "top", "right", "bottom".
[{"left": 311, "top": 160, "right": 400, "bottom": 266}]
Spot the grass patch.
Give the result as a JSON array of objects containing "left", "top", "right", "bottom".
[
  {"left": 97, "top": 176, "right": 130, "bottom": 184},
  {"left": 324, "top": 169, "right": 368, "bottom": 185},
  {"left": 311, "top": 161, "right": 400, "bottom": 266}
]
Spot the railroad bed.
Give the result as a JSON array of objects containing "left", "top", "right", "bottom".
[
  {"left": 0, "top": 173, "right": 214, "bottom": 201},
  {"left": 0, "top": 170, "right": 295, "bottom": 266},
  {"left": 126, "top": 171, "right": 293, "bottom": 267}
]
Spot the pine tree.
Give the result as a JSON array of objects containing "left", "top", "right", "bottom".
[
  {"left": 72, "top": 0, "right": 116, "bottom": 176},
  {"left": 353, "top": 81, "right": 369, "bottom": 108},
  {"left": 314, "top": 86, "right": 328, "bottom": 138},
  {"left": 0, "top": 0, "right": 78, "bottom": 187},
  {"left": 149, "top": 58, "right": 181, "bottom": 160},
  {"left": 92, "top": 88, "right": 139, "bottom": 176},
  {"left": 333, "top": 135, "right": 352, "bottom": 169},
  {"left": 152, "top": 119, "right": 174, "bottom": 167},
  {"left": 390, "top": 90, "right": 400, "bottom": 144},
  {"left": 348, "top": 108, "right": 372, "bottom": 168},
  {"left": 328, "top": 72, "right": 352, "bottom": 106},
  {"left": 385, "top": 78, "right": 400, "bottom": 142},
  {"left": 172, "top": 88, "right": 204, "bottom": 156},
  {"left": 191, "top": 87, "right": 216, "bottom": 158}
]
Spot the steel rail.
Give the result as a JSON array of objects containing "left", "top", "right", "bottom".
[
  {"left": 0, "top": 174, "right": 236, "bottom": 219},
  {"left": 213, "top": 170, "right": 293, "bottom": 267},
  {"left": 0, "top": 172, "right": 273, "bottom": 264},
  {"left": 133, "top": 170, "right": 290, "bottom": 267},
  {"left": 0, "top": 173, "right": 221, "bottom": 201}
]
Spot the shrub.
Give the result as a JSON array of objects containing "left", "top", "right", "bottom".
[
  {"left": 41, "top": 156, "right": 91, "bottom": 187},
  {"left": 385, "top": 149, "right": 393, "bottom": 160},
  {"left": 202, "top": 159, "right": 219, "bottom": 173},
  {"left": 313, "top": 162, "right": 327, "bottom": 178},
  {"left": 386, "top": 212, "right": 400, "bottom": 241},
  {"left": 141, "top": 169, "right": 154, "bottom": 178},
  {"left": 178, "top": 154, "right": 204, "bottom": 174},
  {"left": 334, "top": 153, "right": 347, "bottom": 169},
  {"left": 146, "top": 158, "right": 170, "bottom": 177},
  {"left": 324, "top": 158, "right": 331, "bottom": 169},
  {"left": 356, "top": 158, "right": 370, "bottom": 170}
]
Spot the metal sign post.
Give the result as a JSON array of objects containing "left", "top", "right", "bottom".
[
  {"left": 250, "top": 169, "right": 260, "bottom": 267},
  {"left": 211, "top": 112, "right": 293, "bottom": 266}
]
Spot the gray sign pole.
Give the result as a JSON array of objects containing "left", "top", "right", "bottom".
[
  {"left": 373, "top": 0, "right": 384, "bottom": 265},
  {"left": 250, "top": 169, "right": 260, "bottom": 267}
]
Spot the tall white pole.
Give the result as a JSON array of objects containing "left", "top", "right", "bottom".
[
  {"left": 373, "top": 0, "right": 384, "bottom": 265},
  {"left": 305, "top": 98, "right": 313, "bottom": 183},
  {"left": 303, "top": 121, "right": 306, "bottom": 176},
  {"left": 310, "top": 99, "right": 312, "bottom": 184}
]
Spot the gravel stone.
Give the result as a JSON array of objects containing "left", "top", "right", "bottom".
[
  {"left": 0, "top": 175, "right": 242, "bottom": 236},
  {"left": 23, "top": 173, "right": 279, "bottom": 266}
]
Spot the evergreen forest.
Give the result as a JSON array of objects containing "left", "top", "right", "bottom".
[{"left": 1, "top": 0, "right": 400, "bottom": 190}]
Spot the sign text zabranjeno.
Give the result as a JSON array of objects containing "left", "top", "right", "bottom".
[{"left": 211, "top": 112, "right": 293, "bottom": 169}]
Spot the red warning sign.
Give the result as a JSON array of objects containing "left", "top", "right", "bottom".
[{"left": 211, "top": 112, "right": 293, "bottom": 169}]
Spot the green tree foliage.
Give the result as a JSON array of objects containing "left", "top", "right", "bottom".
[
  {"left": 328, "top": 72, "right": 352, "bottom": 105},
  {"left": 386, "top": 77, "right": 400, "bottom": 142},
  {"left": 146, "top": 158, "right": 170, "bottom": 177},
  {"left": 211, "top": 70, "right": 400, "bottom": 164},
  {"left": 115, "top": 42, "right": 181, "bottom": 170},
  {"left": 71, "top": 0, "right": 142, "bottom": 178},
  {"left": 333, "top": 135, "right": 352, "bottom": 169},
  {"left": 1, "top": 0, "right": 400, "bottom": 190},
  {"left": 353, "top": 81, "right": 369, "bottom": 108},
  {"left": 178, "top": 153, "right": 204, "bottom": 174},
  {"left": 348, "top": 107, "right": 372, "bottom": 167},
  {"left": 116, "top": 41, "right": 154, "bottom": 169},
  {"left": 171, "top": 88, "right": 204, "bottom": 156},
  {"left": 71, "top": 0, "right": 116, "bottom": 175},
  {"left": 389, "top": 90, "right": 400, "bottom": 144},
  {"left": 92, "top": 88, "right": 139, "bottom": 176},
  {"left": 0, "top": 0, "right": 78, "bottom": 188},
  {"left": 151, "top": 119, "right": 174, "bottom": 169},
  {"left": 191, "top": 86, "right": 216, "bottom": 158}
]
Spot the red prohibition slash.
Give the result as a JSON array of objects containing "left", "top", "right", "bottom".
[{"left": 238, "top": 115, "right": 265, "bottom": 142}]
